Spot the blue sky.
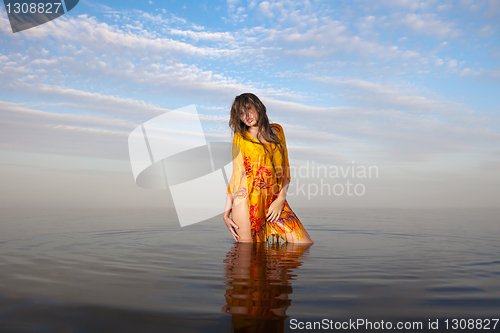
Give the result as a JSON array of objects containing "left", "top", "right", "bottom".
[{"left": 0, "top": 0, "right": 499, "bottom": 208}]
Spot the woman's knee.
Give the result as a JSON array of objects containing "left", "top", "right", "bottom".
[{"left": 286, "top": 230, "right": 314, "bottom": 244}]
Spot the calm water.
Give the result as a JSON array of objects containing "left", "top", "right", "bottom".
[{"left": 0, "top": 207, "right": 499, "bottom": 332}]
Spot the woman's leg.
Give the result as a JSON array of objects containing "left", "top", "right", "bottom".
[
  {"left": 282, "top": 228, "right": 314, "bottom": 244},
  {"left": 231, "top": 197, "right": 252, "bottom": 242},
  {"left": 273, "top": 201, "right": 313, "bottom": 244}
]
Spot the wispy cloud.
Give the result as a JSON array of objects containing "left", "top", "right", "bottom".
[{"left": 0, "top": 1, "right": 499, "bottom": 207}]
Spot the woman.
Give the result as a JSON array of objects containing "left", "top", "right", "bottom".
[{"left": 223, "top": 93, "right": 313, "bottom": 244}]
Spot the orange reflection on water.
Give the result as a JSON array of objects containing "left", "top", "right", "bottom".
[{"left": 222, "top": 242, "right": 311, "bottom": 333}]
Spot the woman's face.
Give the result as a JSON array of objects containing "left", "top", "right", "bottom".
[{"left": 239, "top": 104, "right": 259, "bottom": 127}]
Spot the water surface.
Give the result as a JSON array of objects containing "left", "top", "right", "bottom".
[{"left": 0, "top": 207, "right": 499, "bottom": 332}]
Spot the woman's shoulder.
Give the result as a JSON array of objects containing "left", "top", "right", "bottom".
[
  {"left": 232, "top": 131, "right": 247, "bottom": 144},
  {"left": 271, "top": 123, "right": 283, "bottom": 131},
  {"left": 271, "top": 123, "right": 285, "bottom": 138},
  {"left": 271, "top": 123, "right": 284, "bottom": 133}
]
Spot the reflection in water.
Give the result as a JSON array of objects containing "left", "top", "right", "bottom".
[{"left": 222, "top": 242, "right": 311, "bottom": 333}]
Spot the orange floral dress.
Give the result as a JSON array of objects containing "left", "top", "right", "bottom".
[{"left": 227, "top": 123, "right": 310, "bottom": 242}]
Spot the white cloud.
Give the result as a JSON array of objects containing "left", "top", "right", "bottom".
[
  {"left": 169, "top": 29, "right": 234, "bottom": 42},
  {"left": 257, "top": 1, "right": 274, "bottom": 18},
  {"left": 0, "top": 101, "right": 130, "bottom": 159},
  {"left": 400, "top": 13, "right": 462, "bottom": 39},
  {"left": 307, "top": 76, "right": 454, "bottom": 113},
  {"left": 249, "top": 18, "right": 417, "bottom": 64},
  {"left": 377, "top": 0, "right": 448, "bottom": 12},
  {"left": 16, "top": 14, "right": 237, "bottom": 59}
]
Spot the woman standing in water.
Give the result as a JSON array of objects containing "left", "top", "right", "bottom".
[{"left": 223, "top": 93, "right": 313, "bottom": 244}]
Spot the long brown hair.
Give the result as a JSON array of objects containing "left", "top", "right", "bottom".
[{"left": 229, "top": 93, "right": 286, "bottom": 185}]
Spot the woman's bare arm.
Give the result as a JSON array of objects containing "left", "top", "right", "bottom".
[
  {"left": 223, "top": 194, "right": 239, "bottom": 242},
  {"left": 266, "top": 177, "right": 290, "bottom": 222}
]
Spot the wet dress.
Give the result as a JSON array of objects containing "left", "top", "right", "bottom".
[{"left": 227, "top": 123, "right": 310, "bottom": 242}]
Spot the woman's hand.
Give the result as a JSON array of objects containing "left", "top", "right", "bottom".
[
  {"left": 224, "top": 215, "right": 240, "bottom": 242},
  {"left": 266, "top": 197, "right": 285, "bottom": 222}
]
